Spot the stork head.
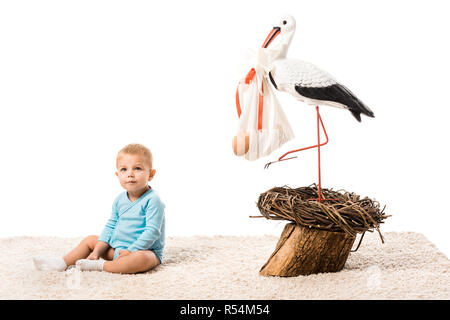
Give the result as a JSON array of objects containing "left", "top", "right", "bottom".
[{"left": 261, "top": 15, "right": 296, "bottom": 59}]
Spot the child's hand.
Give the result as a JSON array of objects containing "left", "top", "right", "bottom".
[
  {"left": 118, "top": 250, "right": 131, "bottom": 258},
  {"left": 87, "top": 252, "right": 99, "bottom": 260}
]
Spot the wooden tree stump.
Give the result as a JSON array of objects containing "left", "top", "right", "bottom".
[{"left": 260, "top": 223, "right": 356, "bottom": 277}]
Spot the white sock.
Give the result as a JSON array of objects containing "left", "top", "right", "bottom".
[
  {"left": 76, "top": 259, "right": 105, "bottom": 271},
  {"left": 33, "top": 256, "right": 67, "bottom": 272}
]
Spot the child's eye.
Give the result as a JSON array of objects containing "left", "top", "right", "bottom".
[
  {"left": 135, "top": 167, "right": 142, "bottom": 170},
  {"left": 120, "top": 168, "right": 127, "bottom": 172}
]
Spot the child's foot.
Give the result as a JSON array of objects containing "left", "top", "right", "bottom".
[
  {"left": 33, "top": 256, "right": 67, "bottom": 271},
  {"left": 75, "top": 259, "right": 105, "bottom": 271}
]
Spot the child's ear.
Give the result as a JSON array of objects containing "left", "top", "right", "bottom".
[
  {"left": 115, "top": 171, "right": 119, "bottom": 177},
  {"left": 148, "top": 169, "right": 156, "bottom": 181}
]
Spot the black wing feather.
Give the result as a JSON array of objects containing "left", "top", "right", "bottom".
[{"left": 295, "top": 83, "right": 374, "bottom": 122}]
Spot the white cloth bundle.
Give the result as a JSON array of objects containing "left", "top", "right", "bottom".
[{"left": 233, "top": 48, "right": 294, "bottom": 161}]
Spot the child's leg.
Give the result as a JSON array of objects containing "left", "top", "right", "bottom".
[
  {"left": 102, "top": 250, "right": 160, "bottom": 274},
  {"left": 63, "top": 235, "right": 115, "bottom": 267}
]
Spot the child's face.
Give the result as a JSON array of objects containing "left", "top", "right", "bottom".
[{"left": 115, "top": 153, "right": 155, "bottom": 194}]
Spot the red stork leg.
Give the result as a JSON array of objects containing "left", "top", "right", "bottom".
[
  {"left": 264, "top": 106, "right": 334, "bottom": 203},
  {"left": 316, "top": 105, "right": 323, "bottom": 202}
]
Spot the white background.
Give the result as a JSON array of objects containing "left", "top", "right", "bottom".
[{"left": 1, "top": 0, "right": 449, "bottom": 257}]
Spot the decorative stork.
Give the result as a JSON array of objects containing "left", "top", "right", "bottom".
[{"left": 260, "top": 15, "right": 375, "bottom": 201}]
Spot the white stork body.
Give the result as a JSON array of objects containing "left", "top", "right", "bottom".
[
  {"left": 270, "top": 59, "right": 339, "bottom": 106},
  {"left": 263, "top": 16, "right": 374, "bottom": 122}
]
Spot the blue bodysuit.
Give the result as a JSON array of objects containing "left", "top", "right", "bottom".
[{"left": 98, "top": 187, "right": 165, "bottom": 263}]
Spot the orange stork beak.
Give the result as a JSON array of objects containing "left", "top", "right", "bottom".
[{"left": 262, "top": 26, "right": 281, "bottom": 48}]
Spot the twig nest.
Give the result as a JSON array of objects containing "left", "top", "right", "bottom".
[{"left": 256, "top": 184, "right": 390, "bottom": 243}]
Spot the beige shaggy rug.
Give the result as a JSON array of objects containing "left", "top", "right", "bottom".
[{"left": 0, "top": 231, "right": 449, "bottom": 300}]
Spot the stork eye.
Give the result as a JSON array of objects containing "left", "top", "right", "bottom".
[{"left": 282, "top": 20, "right": 287, "bottom": 25}]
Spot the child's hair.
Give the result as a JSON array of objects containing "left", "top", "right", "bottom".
[{"left": 117, "top": 143, "right": 153, "bottom": 169}]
